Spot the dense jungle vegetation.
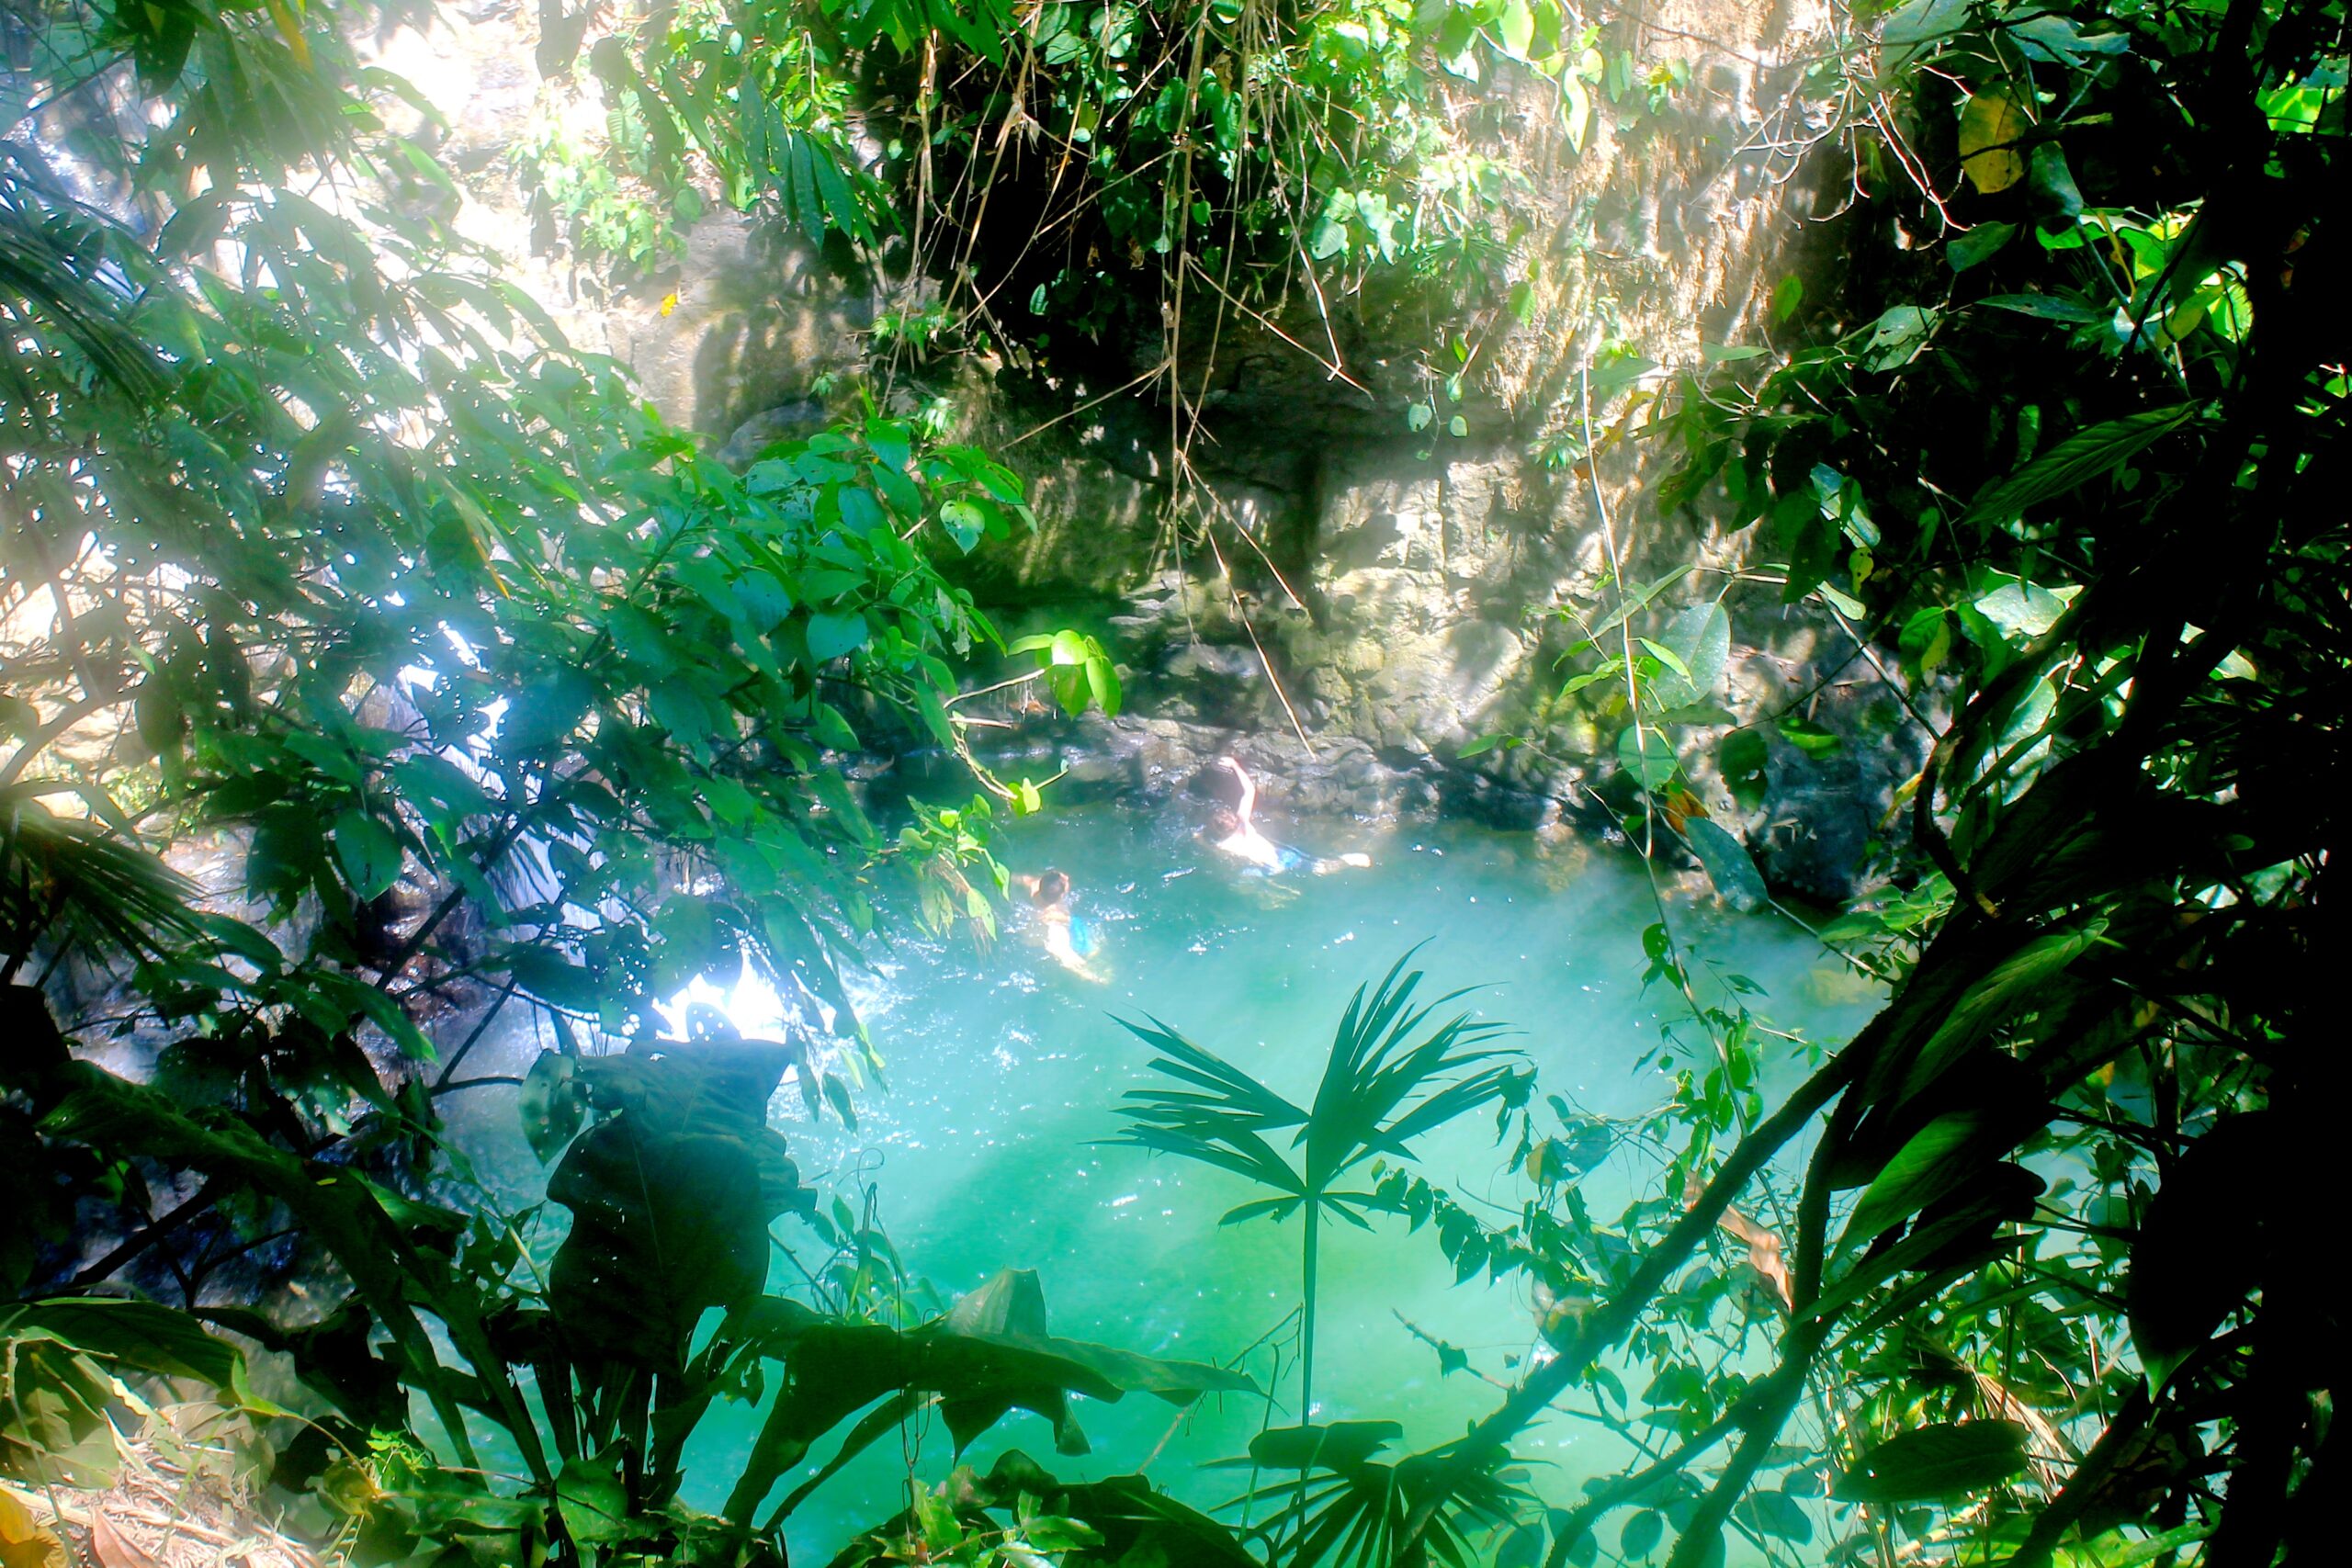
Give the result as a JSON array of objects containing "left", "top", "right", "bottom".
[{"left": 1, "top": 0, "right": 2343, "bottom": 1567}]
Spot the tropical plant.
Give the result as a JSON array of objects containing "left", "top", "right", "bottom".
[
  {"left": 2, "top": 0, "right": 1125, "bottom": 1303},
  {"left": 1418, "top": 0, "right": 2347, "bottom": 1564},
  {"left": 1111, "top": 954, "right": 1520, "bottom": 1426},
  {"left": 1216, "top": 1421, "right": 1534, "bottom": 1568},
  {"left": 3, "top": 987, "right": 1255, "bottom": 1565}
]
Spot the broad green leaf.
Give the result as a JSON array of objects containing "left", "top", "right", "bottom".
[
  {"left": 2, "top": 1299, "right": 243, "bottom": 1389},
  {"left": 504, "top": 947, "right": 606, "bottom": 1013},
  {"left": 1958, "top": 91, "right": 2028, "bottom": 193},
  {"left": 1655, "top": 602, "right": 1730, "bottom": 704},
  {"left": 1636, "top": 637, "right": 1691, "bottom": 680},
  {"left": 518, "top": 1051, "right": 582, "bottom": 1164},
  {"left": 556, "top": 1453, "right": 627, "bottom": 1545},
  {"left": 1864, "top": 305, "right": 1938, "bottom": 370},
  {"left": 1891, "top": 923, "right": 2101, "bottom": 1105},
  {"left": 1833, "top": 1422, "right": 2029, "bottom": 1503},
  {"left": 546, "top": 1045, "right": 816, "bottom": 1370},
  {"left": 331, "top": 811, "right": 402, "bottom": 900},
  {"left": 503, "top": 670, "right": 597, "bottom": 754},
  {"left": 1683, "top": 818, "right": 1768, "bottom": 913},
  {"left": 1731, "top": 1489, "right": 1813, "bottom": 1543},
  {"left": 1246, "top": 1421, "right": 1403, "bottom": 1471},
  {"left": 807, "top": 610, "right": 870, "bottom": 661},
  {"left": 1841, "top": 1109, "right": 1999, "bottom": 1249},
  {"left": 1948, "top": 221, "right": 2016, "bottom": 272},
  {"left": 1973, "top": 579, "right": 2075, "bottom": 639},
  {"left": 1618, "top": 725, "right": 1679, "bottom": 789},
  {"left": 1620, "top": 1509, "right": 1664, "bottom": 1559},
  {"left": 939, "top": 499, "right": 985, "bottom": 552},
  {"left": 1977, "top": 292, "right": 2109, "bottom": 324},
  {"left": 1718, "top": 728, "right": 1770, "bottom": 807}
]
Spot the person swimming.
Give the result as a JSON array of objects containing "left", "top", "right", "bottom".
[
  {"left": 1201, "top": 756, "right": 1370, "bottom": 875},
  {"left": 1009, "top": 867, "right": 1105, "bottom": 980}
]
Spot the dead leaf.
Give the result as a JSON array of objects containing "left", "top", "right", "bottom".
[
  {"left": 1721, "top": 1206, "right": 1796, "bottom": 1312},
  {"left": 1959, "top": 91, "right": 2029, "bottom": 194},
  {"left": 90, "top": 1511, "right": 167, "bottom": 1568},
  {"left": 0, "top": 1494, "right": 66, "bottom": 1568},
  {"left": 1683, "top": 1171, "right": 1795, "bottom": 1312}
]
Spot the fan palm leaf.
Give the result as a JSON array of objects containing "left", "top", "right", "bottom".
[
  {"left": 1110, "top": 950, "right": 1521, "bottom": 1423},
  {"left": 1220, "top": 1426, "right": 1532, "bottom": 1568},
  {"left": 2, "top": 792, "right": 206, "bottom": 972}
]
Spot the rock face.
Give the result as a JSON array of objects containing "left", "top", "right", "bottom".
[{"left": 365, "top": 0, "right": 1907, "bottom": 904}]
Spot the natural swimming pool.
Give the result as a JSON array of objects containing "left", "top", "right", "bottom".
[{"left": 441, "top": 803, "right": 1883, "bottom": 1557}]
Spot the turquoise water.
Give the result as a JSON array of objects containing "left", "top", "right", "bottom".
[{"left": 442, "top": 804, "right": 1881, "bottom": 1557}]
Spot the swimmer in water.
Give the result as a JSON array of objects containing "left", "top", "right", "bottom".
[
  {"left": 1009, "top": 868, "right": 1105, "bottom": 981},
  {"left": 1203, "top": 756, "right": 1371, "bottom": 875}
]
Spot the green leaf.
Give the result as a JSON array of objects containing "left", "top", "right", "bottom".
[
  {"left": 1718, "top": 728, "right": 1770, "bottom": 807},
  {"left": 1977, "top": 292, "right": 2109, "bottom": 324},
  {"left": 518, "top": 1051, "right": 582, "bottom": 1164},
  {"left": 1842, "top": 1109, "right": 1999, "bottom": 1248},
  {"left": 505, "top": 947, "right": 606, "bottom": 1013},
  {"left": 1890, "top": 924, "right": 2100, "bottom": 1105},
  {"left": 1947, "top": 221, "right": 2016, "bottom": 272},
  {"left": 1636, "top": 637, "right": 1691, "bottom": 681},
  {"left": 1733, "top": 1489, "right": 1813, "bottom": 1544},
  {"left": 1245, "top": 1421, "right": 1403, "bottom": 1471},
  {"left": 1647, "top": 601, "right": 1730, "bottom": 707},
  {"left": 1683, "top": 818, "right": 1768, "bottom": 912},
  {"left": 1085, "top": 652, "right": 1121, "bottom": 716},
  {"left": 1617, "top": 725, "right": 1679, "bottom": 789},
  {"left": 503, "top": 670, "right": 596, "bottom": 754},
  {"left": 724, "top": 1272, "right": 1253, "bottom": 1521},
  {"left": 5, "top": 1299, "right": 243, "bottom": 1389},
  {"left": 1961, "top": 404, "right": 2199, "bottom": 531},
  {"left": 807, "top": 610, "right": 869, "bottom": 661},
  {"left": 1769, "top": 275, "right": 1804, "bottom": 323},
  {"left": 1620, "top": 1510, "right": 1664, "bottom": 1560},
  {"left": 331, "top": 811, "right": 402, "bottom": 900},
  {"left": 939, "top": 499, "right": 985, "bottom": 553},
  {"left": 556, "top": 1453, "right": 627, "bottom": 1545},
  {"left": 547, "top": 1044, "right": 815, "bottom": 1370},
  {"left": 1958, "top": 91, "right": 2028, "bottom": 194},
  {"left": 1864, "top": 305, "right": 1938, "bottom": 370},
  {"left": 2026, "top": 141, "right": 2084, "bottom": 220},
  {"left": 1777, "top": 716, "right": 1841, "bottom": 757},
  {"left": 1833, "top": 1422, "right": 2030, "bottom": 1503},
  {"left": 1973, "top": 579, "right": 2074, "bottom": 639}
]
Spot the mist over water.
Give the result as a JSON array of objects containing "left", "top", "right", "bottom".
[{"left": 442, "top": 804, "right": 1881, "bottom": 1556}]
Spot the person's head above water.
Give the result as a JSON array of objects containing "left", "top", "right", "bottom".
[
  {"left": 1205, "top": 806, "right": 1240, "bottom": 839},
  {"left": 1193, "top": 757, "right": 1247, "bottom": 810},
  {"left": 1032, "top": 869, "right": 1071, "bottom": 907}
]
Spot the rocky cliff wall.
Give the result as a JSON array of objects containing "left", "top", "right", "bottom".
[{"left": 362, "top": 0, "right": 1923, "bottom": 906}]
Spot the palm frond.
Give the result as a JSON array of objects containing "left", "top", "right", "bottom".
[
  {"left": 1114, "top": 955, "right": 1521, "bottom": 1207},
  {"left": 1102, "top": 1122, "right": 1306, "bottom": 1195},
  {"left": 0, "top": 175, "right": 168, "bottom": 399},
  {"left": 2, "top": 794, "right": 205, "bottom": 966},
  {"left": 1223, "top": 1434, "right": 1532, "bottom": 1568},
  {"left": 1300, "top": 959, "right": 1521, "bottom": 1188},
  {"left": 1119, "top": 1014, "right": 1309, "bottom": 1128}
]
